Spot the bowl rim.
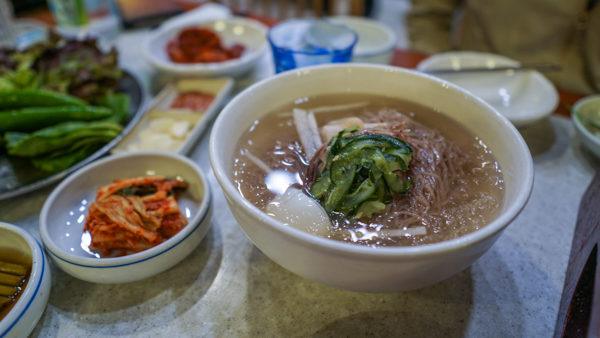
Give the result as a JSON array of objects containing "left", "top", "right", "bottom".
[
  {"left": 209, "top": 63, "right": 534, "bottom": 259},
  {"left": 416, "top": 51, "right": 519, "bottom": 71},
  {"left": 417, "top": 51, "right": 559, "bottom": 126},
  {"left": 39, "top": 151, "right": 211, "bottom": 267},
  {"left": 327, "top": 15, "right": 396, "bottom": 57},
  {"left": 143, "top": 17, "right": 268, "bottom": 73},
  {"left": 572, "top": 94, "right": 600, "bottom": 145},
  {"left": 0, "top": 222, "right": 47, "bottom": 337}
]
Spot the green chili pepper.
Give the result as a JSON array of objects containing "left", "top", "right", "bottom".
[
  {"left": 310, "top": 130, "right": 412, "bottom": 218},
  {"left": 5, "top": 120, "right": 122, "bottom": 157},
  {"left": 97, "top": 92, "right": 130, "bottom": 124},
  {"left": 31, "top": 139, "right": 107, "bottom": 172},
  {"left": 0, "top": 89, "right": 86, "bottom": 109},
  {"left": 0, "top": 106, "right": 112, "bottom": 132}
]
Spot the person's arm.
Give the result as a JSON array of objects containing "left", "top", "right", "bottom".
[
  {"left": 406, "top": 0, "right": 460, "bottom": 53},
  {"left": 585, "top": 1, "right": 600, "bottom": 92}
]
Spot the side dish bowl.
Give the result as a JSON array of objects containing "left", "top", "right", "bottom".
[
  {"left": 39, "top": 152, "right": 212, "bottom": 284},
  {"left": 144, "top": 18, "right": 268, "bottom": 77},
  {"left": 210, "top": 64, "right": 533, "bottom": 292},
  {"left": 0, "top": 222, "right": 51, "bottom": 338},
  {"left": 418, "top": 52, "right": 558, "bottom": 127},
  {"left": 572, "top": 95, "right": 600, "bottom": 158}
]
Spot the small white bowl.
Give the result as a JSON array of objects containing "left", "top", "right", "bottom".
[
  {"left": 329, "top": 16, "right": 396, "bottom": 64},
  {"left": 572, "top": 95, "right": 600, "bottom": 158},
  {"left": 418, "top": 51, "right": 559, "bottom": 127},
  {"left": 39, "top": 152, "right": 211, "bottom": 284},
  {"left": 210, "top": 64, "right": 533, "bottom": 292},
  {"left": 144, "top": 17, "right": 268, "bottom": 77},
  {"left": 0, "top": 222, "right": 51, "bottom": 338}
]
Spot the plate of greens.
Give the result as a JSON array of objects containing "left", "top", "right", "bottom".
[{"left": 0, "top": 33, "right": 144, "bottom": 200}]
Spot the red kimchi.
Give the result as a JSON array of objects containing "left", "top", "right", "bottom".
[{"left": 84, "top": 176, "right": 189, "bottom": 257}]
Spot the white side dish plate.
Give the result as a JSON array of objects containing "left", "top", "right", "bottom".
[
  {"left": 418, "top": 51, "right": 559, "bottom": 127},
  {"left": 39, "top": 152, "right": 212, "bottom": 284},
  {"left": 144, "top": 17, "right": 268, "bottom": 77},
  {"left": 113, "top": 77, "right": 233, "bottom": 155}
]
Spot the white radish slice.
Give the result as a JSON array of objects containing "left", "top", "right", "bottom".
[
  {"left": 148, "top": 117, "right": 174, "bottom": 132},
  {"left": 170, "top": 120, "right": 191, "bottom": 138},
  {"left": 242, "top": 149, "right": 272, "bottom": 174},
  {"left": 266, "top": 187, "right": 332, "bottom": 237},
  {"left": 320, "top": 117, "right": 365, "bottom": 143},
  {"left": 277, "top": 102, "right": 369, "bottom": 117},
  {"left": 139, "top": 131, "right": 176, "bottom": 150},
  {"left": 243, "top": 149, "right": 298, "bottom": 195},
  {"left": 242, "top": 148, "right": 331, "bottom": 237},
  {"left": 307, "top": 111, "right": 322, "bottom": 149},
  {"left": 293, "top": 108, "right": 320, "bottom": 158},
  {"left": 383, "top": 226, "right": 427, "bottom": 237},
  {"left": 363, "top": 122, "right": 389, "bottom": 129},
  {"left": 310, "top": 101, "right": 369, "bottom": 114}
]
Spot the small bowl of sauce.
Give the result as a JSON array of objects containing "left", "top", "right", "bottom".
[{"left": 0, "top": 222, "right": 51, "bottom": 338}]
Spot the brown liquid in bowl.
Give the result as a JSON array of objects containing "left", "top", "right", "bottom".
[
  {"left": 231, "top": 94, "right": 504, "bottom": 247},
  {"left": 0, "top": 248, "right": 31, "bottom": 321}
]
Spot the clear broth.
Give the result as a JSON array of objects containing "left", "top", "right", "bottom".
[{"left": 231, "top": 94, "right": 505, "bottom": 247}]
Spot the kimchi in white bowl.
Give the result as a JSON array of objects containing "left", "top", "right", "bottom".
[{"left": 39, "top": 152, "right": 212, "bottom": 284}]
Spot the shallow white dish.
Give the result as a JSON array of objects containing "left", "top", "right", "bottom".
[
  {"left": 113, "top": 78, "right": 234, "bottom": 155},
  {"left": 158, "top": 3, "right": 231, "bottom": 32},
  {"left": 144, "top": 17, "right": 268, "bottom": 77},
  {"left": 417, "top": 51, "right": 558, "bottom": 127},
  {"left": 572, "top": 95, "right": 600, "bottom": 158},
  {"left": 210, "top": 63, "right": 533, "bottom": 292},
  {"left": 329, "top": 16, "right": 396, "bottom": 64},
  {"left": 39, "top": 152, "right": 211, "bottom": 284},
  {"left": 0, "top": 222, "right": 51, "bottom": 338}
]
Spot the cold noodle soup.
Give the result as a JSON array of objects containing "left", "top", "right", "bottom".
[{"left": 231, "top": 94, "right": 504, "bottom": 247}]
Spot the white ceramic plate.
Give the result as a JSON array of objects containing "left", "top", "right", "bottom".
[
  {"left": 417, "top": 51, "right": 558, "bottom": 127},
  {"left": 39, "top": 152, "right": 211, "bottom": 283},
  {"left": 144, "top": 17, "right": 268, "bottom": 77},
  {"left": 112, "top": 77, "right": 234, "bottom": 155}
]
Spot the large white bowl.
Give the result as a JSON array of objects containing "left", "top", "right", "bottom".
[
  {"left": 39, "top": 152, "right": 211, "bottom": 284},
  {"left": 144, "top": 17, "right": 268, "bottom": 77},
  {"left": 210, "top": 64, "right": 534, "bottom": 292},
  {"left": 0, "top": 222, "right": 51, "bottom": 338},
  {"left": 418, "top": 52, "right": 559, "bottom": 127}
]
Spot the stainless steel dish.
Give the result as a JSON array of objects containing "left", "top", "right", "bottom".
[{"left": 0, "top": 70, "right": 145, "bottom": 200}]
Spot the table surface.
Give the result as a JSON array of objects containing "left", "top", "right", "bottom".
[{"left": 0, "top": 29, "right": 598, "bottom": 337}]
